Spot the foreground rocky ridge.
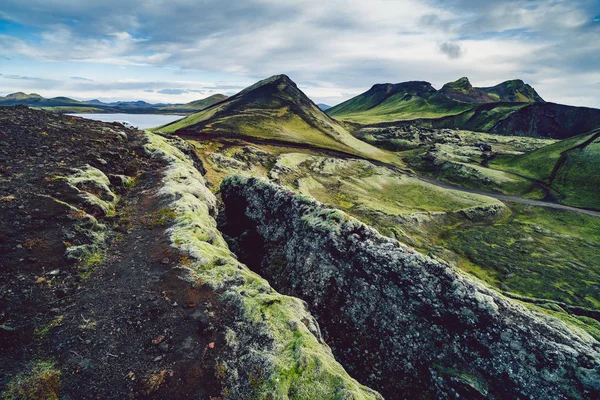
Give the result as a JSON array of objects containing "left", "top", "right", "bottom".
[
  {"left": 221, "top": 176, "right": 600, "bottom": 399},
  {"left": 0, "top": 107, "right": 380, "bottom": 399},
  {"left": 144, "top": 132, "right": 381, "bottom": 399}
]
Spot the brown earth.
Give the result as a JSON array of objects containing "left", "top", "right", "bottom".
[{"left": 0, "top": 107, "right": 228, "bottom": 399}]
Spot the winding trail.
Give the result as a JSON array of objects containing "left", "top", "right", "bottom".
[
  {"left": 176, "top": 131, "right": 600, "bottom": 217},
  {"left": 415, "top": 175, "right": 600, "bottom": 217}
]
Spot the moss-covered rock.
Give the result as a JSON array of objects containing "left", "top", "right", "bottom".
[
  {"left": 144, "top": 131, "right": 382, "bottom": 399},
  {"left": 221, "top": 175, "right": 600, "bottom": 399},
  {"left": 2, "top": 360, "right": 61, "bottom": 400},
  {"left": 54, "top": 165, "right": 118, "bottom": 216}
]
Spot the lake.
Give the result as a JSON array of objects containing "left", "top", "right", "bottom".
[{"left": 67, "top": 113, "right": 184, "bottom": 129}]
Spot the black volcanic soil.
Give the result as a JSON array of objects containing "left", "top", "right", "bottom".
[{"left": 0, "top": 107, "right": 226, "bottom": 399}]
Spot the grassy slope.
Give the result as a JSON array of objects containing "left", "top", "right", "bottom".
[
  {"left": 443, "top": 204, "right": 600, "bottom": 310},
  {"left": 276, "top": 153, "right": 498, "bottom": 213},
  {"left": 329, "top": 92, "right": 472, "bottom": 124},
  {"left": 490, "top": 132, "right": 595, "bottom": 180},
  {"left": 423, "top": 103, "right": 528, "bottom": 132},
  {"left": 490, "top": 131, "right": 600, "bottom": 209},
  {"left": 552, "top": 138, "right": 600, "bottom": 209},
  {"left": 155, "top": 75, "right": 399, "bottom": 164}
]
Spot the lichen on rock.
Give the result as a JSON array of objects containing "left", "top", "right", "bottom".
[{"left": 220, "top": 175, "right": 600, "bottom": 399}]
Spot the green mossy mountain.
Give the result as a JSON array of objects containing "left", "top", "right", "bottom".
[
  {"left": 159, "top": 94, "right": 228, "bottom": 112},
  {"left": 324, "top": 77, "right": 600, "bottom": 139},
  {"left": 326, "top": 81, "right": 472, "bottom": 123},
  {"left": 327, "top": 77, "right": 545, "bottom": 124},
  {"left": 156, "top": 74, "right": 393, "bottom": 161},
  {"left": 439, "top": 77, "right": 543, "bottom": 104},
  {"left": 439, "top": 77, "right": 496, "bottom": 103},
  {"left": 489, "top": 102, "right": 600, "bottom": 139},
  {"left": 479, "top": 79, "right": 545, "bottom": 103}
]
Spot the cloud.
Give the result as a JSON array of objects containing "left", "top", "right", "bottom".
[
  {"left": 157, "top": 88, "right": 186, "bottom": 95},
  {"left": 3, "top": 74, "right": 43, "bottom": 80},
  {"left": 0, "top": 0, "right": 597, "bottom": 106},
  {"left": 70, "top": 76, "right": 93, "bottom": 81},
  {"left": 438, "top": 41, "right": 464, "bottom": 59}
]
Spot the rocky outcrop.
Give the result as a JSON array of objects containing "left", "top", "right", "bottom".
[
  {"left": 489, "top": 102, "right": 600, "bottom": 139},
  {"left": 221, "top": 176, "right": 600, "bottom": 399},
  {"left": 439, "top": 77, "right": 496, "bottom": 104},
  {"left": 144, "top": 132, "right": 382, "bottom": 399}
]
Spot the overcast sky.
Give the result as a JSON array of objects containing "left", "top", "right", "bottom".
[{"left": 0, "top": 0, "right": 599, "bottom": 107}]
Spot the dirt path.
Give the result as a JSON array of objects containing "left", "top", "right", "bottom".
[
  {"left": 0, "top": 109, "right": 226, "bottom": 399},
  {"left": 52, "top": 164, "right": 225, "bottom": 399}
]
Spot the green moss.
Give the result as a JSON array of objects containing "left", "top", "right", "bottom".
[
  {"left": 441, "top": 205, "right": 600, "bottom": 310},
  {"left": 525, "top": 305, "right": 600, "bottom": 342},
  {"left": 145, "top": 133, "right": 381, "bottom": 399},
  {"left": 552, "top": 138, "right": 600, "bottom": 209},
  {"left": 3, "top": 360, "right": 61, "bottom": 400},
  {"left": 75, "top": 251, "right": 105, "bottom": 278},
  {"left": 34, "top": 316, "right": 64, "bottom": 339},
  {"left": 433, "top": 364, "right": 488, "bottom": 397},
  {"left": 60, "top": 165, "right": 118, "bottom": 216},
  {"left": 140, "top": 208, "right": 177, "bottom": 227}
]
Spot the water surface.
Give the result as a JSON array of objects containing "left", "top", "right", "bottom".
[{"left": 67, "top": 113, "right": 183, "bottom": 129}]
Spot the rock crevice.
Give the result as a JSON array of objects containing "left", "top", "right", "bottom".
[{"left": 220, "top": 175, "right": 600, "bottom": 400}]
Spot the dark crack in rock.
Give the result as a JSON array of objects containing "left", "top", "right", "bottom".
[{"left": 220, "top": 175, "right": 600, "bottom": 400}]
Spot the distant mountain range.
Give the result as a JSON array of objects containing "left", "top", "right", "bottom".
[
  {"left": 327, "top": 77, "right": 600, "bottom": 138},
  {"left": 438, "top": 77, "right": 544, "bottom": 104},
  {"left": 4, "top": 74, "right": 600, "bottom": 139},
  {"left": 0, "top": 92, "right": 228, "bottom": 114}
]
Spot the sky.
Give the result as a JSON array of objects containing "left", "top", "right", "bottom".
[{"left": 0, "top": 0, "right": 599, "bottom": 107}]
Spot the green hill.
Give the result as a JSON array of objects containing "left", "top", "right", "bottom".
[
  {"left": 479, "top": 79, "right": 544, "bottom": 103},
  {"left": 326, "top": 81, "right": 472, "bottom": 123},
  {"left": 491, "top": 129, "right": 600, "bottom": 209},
  {"left": 158, "top": 94, "right": 228, "bottom": 112},
  {"left": 417, "top": 100, "right": 600, "bottom": 139},
  {"left": 0, "top": 92, "right": 84, "bottom": 107},
  {"left": 155, "top": 74, "right": 394, "bottom": 161},
  {"left": 489, "top": 102, "right": 600, "bottom": 139}
]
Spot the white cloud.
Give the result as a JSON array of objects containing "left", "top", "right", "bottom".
[{"left": 0, "top": 0, "right": 597, "bottom": 106}]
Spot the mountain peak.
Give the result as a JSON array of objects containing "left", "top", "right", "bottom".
[
  {"left": 440, "top": 77, "right": 495, "bottom": 103},
  {"left": 441, "top": 77, "right": 472, "bottom": 90},
  {"left": 478, "top": 79, "right": 544, "bottom": 102},
  {"left": 156, "top": 74, "right": 388, "bottom": 161},
  {"left": 236, "top": 74, "right": 296, "bottom": 97}
]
